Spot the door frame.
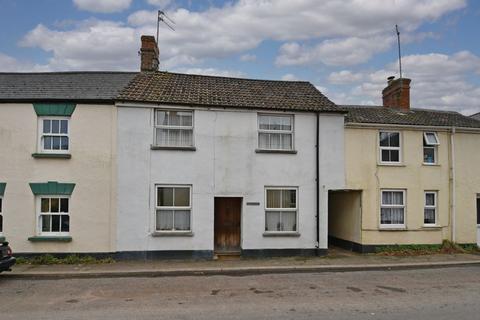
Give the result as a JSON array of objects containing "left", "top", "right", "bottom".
[{"left": 214, "top": 196, "right": 243, "bottom": 253}]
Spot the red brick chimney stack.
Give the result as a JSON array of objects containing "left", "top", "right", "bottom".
[
  {"left": 140, "top": 35, "right": 159, "bottom": 72},
  {"left": 382, "top": 76, "right": 411, "bottom": 110}
]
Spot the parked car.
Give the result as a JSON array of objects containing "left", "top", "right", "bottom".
[{"left": 0, "top": 242, "right": 15, "bottom": 273}]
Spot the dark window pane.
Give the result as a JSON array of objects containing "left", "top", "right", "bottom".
[
  {"left": 381, "top": 150, "right": 390, "bottom": 162},
  {"left": 51, "top": 120, "right": 60, "bottom": 133},
  {"left": 381, "top": 208, "right": 391, "bottom": 224},
  {"left": 43, "top": 120, "right": 51, "bottom": 134},
  {"left": 390, "top": 150, "right": 399, "bottom": 162},
  {"left": 0, "top": 198, "right": 2, "bottom": 212},
  {"left": 60, "top": 198, "right": 69, "bottom": 213},
  {"left": 158, "top": 188, "right": 173, "bottom": 207},
  {"left": 379, "top": 132, "right": 389, "bottom": 146},
  {"left": 41, "top": 198, "right": 49, "bottom": 212},
  {"left": 390, "top": 133, "right": 400, "bottom": 147},
  {"left": 50, "top": 198, "right": 59, "bottom": 212},
  {"left": 0, "top": 215, "right": 2, "bottom": 233},
  {"left": 424, "top": 209, "right": 436, "bottom": 224},
  {"left": 52, "top": 136, "right": 61, "bottom": 150},
  {"left": 44, "top": 136, "right": 52, "bottom": 150},
  {"left": 424, "top": 147, "right": 435, "bottom": 163},
  {"left": 477, "top": 198, "right": 480, "bottom": 225},
  {"left": 51, "top": 215, "right": 60, "bottom": 232},
  {"left": 61, "top": 137, "right": 69, "bottom": 150},
  {"left": 61, "top": 215, "right": 69, "bottom": 232},
  {"left": 60, "top": 120, "right": 68, "bottom": 134},
  {"left": 174, "top": 188, "right": 190, "bottom": 207},
  {"left": 42, "top": 215, "right": 51, "bottom": 232}
]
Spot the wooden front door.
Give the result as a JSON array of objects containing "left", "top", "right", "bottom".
[{"left": 214, "top": 197, "right": 241, "bottom": 253}]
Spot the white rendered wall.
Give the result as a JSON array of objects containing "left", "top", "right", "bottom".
[{"left": 116, "top": 106, "right": 345, "bottom": 252}]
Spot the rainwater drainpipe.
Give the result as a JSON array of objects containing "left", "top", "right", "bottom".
[
  {"left": 451, "top": 127, "right": 457, "bottom": 243},
  {"left": 315, "top": 112, "right": 320, "bottom": 253}
]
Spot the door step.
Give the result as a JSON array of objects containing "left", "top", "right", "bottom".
[{"left": 214, "top": 251, "right": 241, "bottom": 260}]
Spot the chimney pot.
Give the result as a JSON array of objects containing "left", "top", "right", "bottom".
[
  {"left": 382, "top": 77, "right": 411, "bottom": 110},
  {"left": 140, "top": 35, "right": 159, "bottom": 72}
]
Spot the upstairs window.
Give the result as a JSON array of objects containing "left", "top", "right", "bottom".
[
  {"left": 379, "top": 131, "right": 400, "bottom": 163},
  {"left": 423, "top": 132, "right": 439, "bottom": 164},
  {"left": 424, "top": 191, "right": 437, "bottom": 226},
  {"left": 258, "top": 114, "right": 294, "bottom": 151},
  {"left": 154, "top": 110, "right": 194, "bottom": 147},
  {"left": 39, "top": 118, "right": 69, "bottom": 153},
  {"left": 265, "top": 188, "right": 297, "bottom": 232},
  {"left": 380, "top": 190, "right": 405, "bottom": 228}
]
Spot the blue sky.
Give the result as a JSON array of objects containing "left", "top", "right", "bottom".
[{"left": 1, "top": 0, "right": 479, "bottom": 114}]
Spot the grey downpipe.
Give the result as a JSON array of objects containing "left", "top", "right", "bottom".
[{"left": 316, "top": 112, "right": 320, "bottom": 254}]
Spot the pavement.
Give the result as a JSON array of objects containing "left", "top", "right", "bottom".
[
  {"left": 3, "top": 247, "right": 480, "bottom": 279},
  {"left": 1, "top": 266, "right": 480, "bottom": 319}
]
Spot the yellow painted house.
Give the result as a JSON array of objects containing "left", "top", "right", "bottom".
[{"left": 329, "top": 77, "right": 480, "bottom": 252}]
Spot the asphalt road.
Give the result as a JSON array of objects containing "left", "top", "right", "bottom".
[{"left": 1, "top": 266, "right": 479, "bottom": 320}]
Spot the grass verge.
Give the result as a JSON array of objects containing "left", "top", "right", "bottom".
[
  {"left": 15, "top": 254, "right": 115, "bottom": 265},
  {"left": 376, "top": 240, "right": 479, "bottom": 256}
]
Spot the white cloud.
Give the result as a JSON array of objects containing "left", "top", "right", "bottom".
[
  {"left": 281, "top": 74, "right": 300, "bottom": 81},
  {"left": 73, "top": 0, "right": 132, "bottom": 13},
  {"left": 328, "top": 70, "right": 364, "bottom": 84},
  {"left": 17, "top": 0, "right": 467, "bottom": 71},
  {"left": 240, "top": 53, "right": 256, "bottom": 62},
  {"left": 334, "top": 51, "right": 480, "bottom": 114},
  {"left": 171, "top": 67, "right": 245, "bottom": 78},
  {"left": 0, "top": 53, "right": 50, "bottom": 72},
  {"left": 276, "top": 35, "right": 395, "bottom": 67},
  {"left": 146, "top": 0, "right": 172, "bottom": 8}
]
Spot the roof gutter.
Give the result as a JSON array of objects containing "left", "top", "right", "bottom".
[{"left": 346, "top": 122, "right": 480, "bottom": 133}]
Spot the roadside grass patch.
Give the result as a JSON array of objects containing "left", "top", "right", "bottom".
[
  {"left": 15, "top": 254, "right": 115, "bottom": 265},
  {"left": 376, "top": 240, "right": 479, "bottom": 256}
]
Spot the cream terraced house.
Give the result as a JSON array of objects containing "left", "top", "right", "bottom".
[
  {"left": 0, "top": 72, "right": 136, "bottom": 254},
  {"left": 328, "top": 77, "right": 480, "bottom": 252}
]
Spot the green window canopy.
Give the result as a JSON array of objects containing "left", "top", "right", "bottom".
[
  {"left": 0, "top": 183, "right": 6, "bottom": 196},
  {"left": 29, "top": 181, "right": 75, "bottom": 195},
  {"left": 33, "top": 103, "right": 76, "bottom": 117}
]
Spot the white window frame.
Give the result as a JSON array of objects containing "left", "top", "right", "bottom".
[
  {"left": 264, "top": 187, "right": 298, "bottom": 233},
  {"left": 424, "top": 191, "right": 437, "bottom": 226},
  {"left": 153, "top": 109, "right": 194, "bottom": 147},
  {"left": 257, "top": 113, "right": 294, "bottom": 151},
  {"left": 36, "top": 195, "right": 70, "bottom": 236},
  {"left": 380, "top": 189, "right": 406, "bottom": 229},
  {"left": 37, "top": 116, "right": 70, "bottom": 154},
  {"left": 155, "top": 185, "right": 192, "bottom": 232},
  {"left": 379, "top": 131, "right": 401, "bottom": 164},
  {"left": 423, "top": 132, "right": 439, "bottom": 165},
  {"left": 0, "top": 196, "right": 3, "bottom": 236}
]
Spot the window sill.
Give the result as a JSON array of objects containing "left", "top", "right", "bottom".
[
  {"left": 378, "top": 227, "right": 407, "bottom": 231},
  {"left": 150, "top": 145, "right": 196, "bottom": 151},
  {"left": 28, "top": 236, "right": 72, "bottom": 242},
  {"left": 377, "top": 163, "right": 406, "bottom": 167},
  {"left": 32, "top": 153, "right": 71, "bottom": 159},
  {"left": 422, "top": 163, "right": 440, "bottom": 167},
  {"left": 263, "top": 232, "right": 300, "bottom": 237},
  {"left": 422, "top": 225, "right": 442, "bottom": 230},
  {"left": 255, "top": 149, "right": 297, "bottom": 154},
  {"left": 151, "top": 231, "right": 194, "bottom": 237}
]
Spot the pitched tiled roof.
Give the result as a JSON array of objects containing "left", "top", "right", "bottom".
[
  {"left": 117, "top": 71, "right": 341, "bottom": 112},
  {"left": 0, "top": 72, "right": 137, "bottom": 102},
  {"left": 343, "top": 105, "right": 480, "bottom": 129}
]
